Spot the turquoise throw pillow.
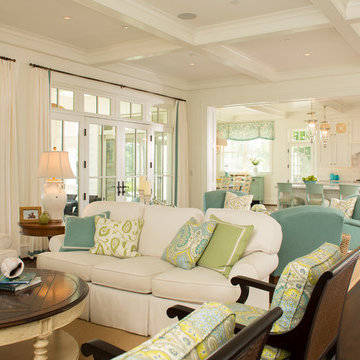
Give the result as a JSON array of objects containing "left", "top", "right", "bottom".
[
  {"left": 60, "top": 211, "right": 110, "bottom": 252},
  {"left": 161, "top": 217, "right": 217, "bottom": 270}
]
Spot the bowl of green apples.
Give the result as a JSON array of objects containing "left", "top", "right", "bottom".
[{"left": 302, "top": 175, "right": 317, "bottom": 184}]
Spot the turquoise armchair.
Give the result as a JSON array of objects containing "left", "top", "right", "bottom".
[
  {"left": 270, "top": 205, "right": 344, "bottom": 277},
  {"left": 203, "top": 190, "right": 246, "bottom": 212},
  {"left": 342, "top": 195, "right": 360, "bottom": 250}
]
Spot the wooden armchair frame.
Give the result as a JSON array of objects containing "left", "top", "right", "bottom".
[{"left": 230, "top": 247, "right": 360, "bottom": 360}]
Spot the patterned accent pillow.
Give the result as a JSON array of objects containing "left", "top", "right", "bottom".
[
  {"left": 89, "top": 216, "right": 144, "bottom": 258},
  {"left": 114, "top": 302, "right": 235, "bottom": 360},
  {"left": 263, "top": 242, "right": 341, "bottom": 360},
  {"left": 330, "top": 197, "right": 357, "bottom": 218},
  {"left": 224, "top": 191, "right": 253, "bottom": 210},
  {"left": 161, "top": 218, "right": 217, "bottom": 270}
]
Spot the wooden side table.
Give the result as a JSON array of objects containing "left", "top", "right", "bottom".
[{"left": 18, "top": 222, "right": 65, "bottom": 241}]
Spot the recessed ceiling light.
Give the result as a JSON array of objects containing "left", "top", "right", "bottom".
[
  {"left": 122, "top": 25, "right": 129, "bottom": 30},
  {"left": 284, "top": 38, "right": 291, "bottom": 42},
  {"left": 189, "top": 63, "right": 195, "bottom": 66},
  {"left": 63, "top": 16, "right": 71, "bottom": 20},
  {"left": 305, "top": 53, "right": 311, "bottom": 56},
  {"left": 177, "top": 13, "right": 197, "bottom": 20}
]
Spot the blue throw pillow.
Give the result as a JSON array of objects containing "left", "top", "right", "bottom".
[{"left": 60, "top": 211, "right": 110, "bottom": 252}]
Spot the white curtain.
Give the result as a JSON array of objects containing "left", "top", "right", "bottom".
[
  {"left": 0, "top": 60, "right": 20, "bottom": 254},
  {"left": 175, "top": 100, "right": 189, "bottom": 207},
  {"left": 27, "top": 68, "right": 50, "bottom": 257}
]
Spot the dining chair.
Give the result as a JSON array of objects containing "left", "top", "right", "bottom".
[
  {"left": 339, "top": 184, "right": 360, "bottom": 200},
  {"left": 219, "top": 176, "right": 232, "bottom": 190},
  {"left": 232, "top": 174, "right": 252, "bottom": 193},
  {"left": 277, "top": 182, "right": 305, "bottom": 209},
  {"left": 241, "top": 175, "right": 252, "bottom": 194},
  {"left": 305, "top": 183, "right": 326, "bottom": 205}
]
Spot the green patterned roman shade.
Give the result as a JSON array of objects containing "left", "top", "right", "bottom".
[{"left": 218, "top": 121, "right": 274, "bottom": 141}]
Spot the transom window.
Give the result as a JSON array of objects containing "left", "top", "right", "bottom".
[
  {"left": 120, "top": 101, "right": 142, "bottom": 120},
  {"left": 151, "top": 106, "right": 168, "bottom": 124},
  {"left": 84, "top": 94, "right": 111, "bottom": 115},
  {"left": 51, "top": 88, "right": 74, "bottom": 111}
]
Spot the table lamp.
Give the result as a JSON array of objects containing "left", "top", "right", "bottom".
[{"left": 37, "top": 148, "right": 75, "bottom": 222}]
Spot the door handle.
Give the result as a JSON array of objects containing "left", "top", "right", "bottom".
[{"left": 117, "top": 181, "right": 129, "bottom": 196}]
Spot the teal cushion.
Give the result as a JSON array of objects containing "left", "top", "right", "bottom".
[
  {"left": 60, "top": 211, "right": 110, "bottom": 252},
  {"left": 161, "top": 218, "right": 217, "bottom": 270},
  {"left": 114, "top": 302, "right": 235, "bottom": 360}
]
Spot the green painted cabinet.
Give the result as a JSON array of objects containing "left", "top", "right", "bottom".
[{"left": 249, "top": 176, "right": 264, "bottom": 203}]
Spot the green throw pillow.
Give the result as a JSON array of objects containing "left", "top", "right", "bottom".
[
  {"left": 60, "top": 211, "right": 110, "bottom": 252},
  {"left": 89, "top": 216, "right": 144, "bottom": 258},
  {"left": 161, "top": 218, "right": 217, "bottom": 270},
  {"left": 198, "top": 215, "right": 254, "bottom": 277}
]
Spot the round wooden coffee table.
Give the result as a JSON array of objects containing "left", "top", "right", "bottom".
[{"left": 0, "top": 269, "right": 88, "bottom": 360}]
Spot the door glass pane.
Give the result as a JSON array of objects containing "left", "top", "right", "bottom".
[
  {"left": 150, "top": 107, "right": 158, "bottom": 122},
  {"left": 105, "top": 178, "right": 116, "bottom": 201},
  {"left": 125, "top": 128, "right": 136, "bottom": 199},
  {"left": 89, "top": 124, "right": 102, "bottom": 177},
  {"left": 51, "top": 120, "right": 62, "bottom": 150},
  {"left": 89, "top": 178, "right": 102, "bottom": 203},
  {"left": 104, "top": 126, "right": 116, "bottom": 176},
  {"left": 291, "top": 145, "right": 312, "bottom": 183},
  {"left": 85, "top": 94, "right": 97, "bottom": 113},
  {"left": 158, "top": 108, "right": 168, "bottom": 124},
  {"left": 136, "top": 129, "right": 147, "bottom": 176},
  {"left": 98, "top": 96, "right": 111, "bottom": 116},
  {"left": 163, "top": 133, "right": 172, "bottom": 174},
  {"left": 163, "top": 176, "right": 172, "bottom": 203},
  {"left": 59, "top": 89, "right": 74, "bottom": 110},
  {"left": 63, "top": 121, "right": 79, "bottom": 177}
]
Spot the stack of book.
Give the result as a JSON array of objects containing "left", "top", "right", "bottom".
[{"left": 0, "top": 272, "right": 42, "bottom": 292}]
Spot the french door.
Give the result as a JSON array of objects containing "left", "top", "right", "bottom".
[{"left": 84, "top": 117, "right": 150, "bottom": 205}]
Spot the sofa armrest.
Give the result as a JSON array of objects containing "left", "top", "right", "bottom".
[
  {"left": 344, "top": 218, "right": 360, "bottom": 227},
  {"left": 229, "top": 252, "right": 279, "bottom": 281},
  {"left": 49, "top": 234, "right": 65, "bottom": 252}
]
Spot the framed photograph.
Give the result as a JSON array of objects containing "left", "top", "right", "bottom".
[{"left": 19, "top": 207, "right": 42, "bottom": 223}]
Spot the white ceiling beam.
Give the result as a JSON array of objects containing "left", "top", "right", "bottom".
[
  {"left": 317, "top": 99, "right": 346, "bottom": 112},
  {"left": 311, "top": 0, "right": 360, "bottom": 56},
  {"left": 244, "top": 105, "right": 286, "bottom": 118},
  {"left": 202, "top": 45, "right": 278, "bottom": 82},
  {"left": 195, "top": 6, "right": 330, "bottom": 45},
  {"left": 87, "top": 38, "right": 181, "bottom": 66}
]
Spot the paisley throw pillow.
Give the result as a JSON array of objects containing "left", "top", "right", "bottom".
[
  {"left": 162, "top": 218, "right": 217, "bottom": 270},
  {"left": 330, "top": 197, "right": 357, "bottom": 218},
  {"left": 89, "top": 216, "right": 144, "bottom": 258}
]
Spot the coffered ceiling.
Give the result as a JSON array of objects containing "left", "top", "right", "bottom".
[{"left": 2, "top": 0, "right": 360, "bottom": 89}]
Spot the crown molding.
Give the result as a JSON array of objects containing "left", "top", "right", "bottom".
[
  {"left": 0, "top": 24, "right": 87, "bottom": 63},
  {"left": 195, "top": 6, "right": 330, "bottom": 45}
]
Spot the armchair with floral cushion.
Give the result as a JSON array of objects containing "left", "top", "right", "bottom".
[{"left": 168, "top": 243, "right": 360, "bottom": 360}]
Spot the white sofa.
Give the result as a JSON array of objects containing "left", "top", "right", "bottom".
[{"left": 37, "top": 201, "right": 282, "bottom": 336}]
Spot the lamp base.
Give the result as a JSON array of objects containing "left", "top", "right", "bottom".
[{"left": 41, "top": 180, "right": 67, "bottom": 222}]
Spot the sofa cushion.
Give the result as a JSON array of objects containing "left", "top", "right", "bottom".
[
  {"left": 114, "top": 302, "right": 235, "bottom": 360},
  {"left": 152, "top": 266, "right": 239, "bottom": 303},
  {"left": 36, "top": 251, "right": 111, "bottom": 281},
  {"left": 205, "top": 209, "right": 282, "bottom": 256},
  {"left": 224, "top": 192, "right": 253, "bottom": 210},
  {"left": 82, "top": 201, "right": 145, "bottom": 221},
  {"left": 139, "top": 206, "right": 204, "bottom": 257},
  {"left": 198, "top": 215, "right": 254, "bottom": 277},
  {"left": 330, "top": 197, "right": 357, "bottom": 218},
  {"left": 89, "top": 216, "right": 143, "bottom": 258},
  {"left": 60, "top": 212, "right": 110, "bottom": 252},
  {"left": 91, "top": 256, "right": 174, "bottom": 294},
  {"left": 162, "top": 218, "right": 217, "bottom": 270}
]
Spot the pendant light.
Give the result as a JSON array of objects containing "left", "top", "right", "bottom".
[
  {"left": 319, "top": 106, "right": 331, "bottom": 148},
  {"left": 305, "top": 100, "right": 318, "bottom": 143}
]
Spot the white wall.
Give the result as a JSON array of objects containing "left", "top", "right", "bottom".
[{"left": 188, "top": 75, "right": 360, "bottom": 209}]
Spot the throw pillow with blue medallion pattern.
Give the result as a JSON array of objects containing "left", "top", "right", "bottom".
[{"left": 162, "top": 218, "right": 217, "bottom": 270}]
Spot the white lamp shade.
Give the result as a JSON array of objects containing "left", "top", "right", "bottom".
[{"left": 37, "top": 151, "right": 75, "bottom": 179}]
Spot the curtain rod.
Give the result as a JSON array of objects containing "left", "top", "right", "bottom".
[
  {"left": 29, "top": 63, "right": 186, "bottom": 102},
  {"left": 0, "top": 56, "right": 16, "bottom": 62}
]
